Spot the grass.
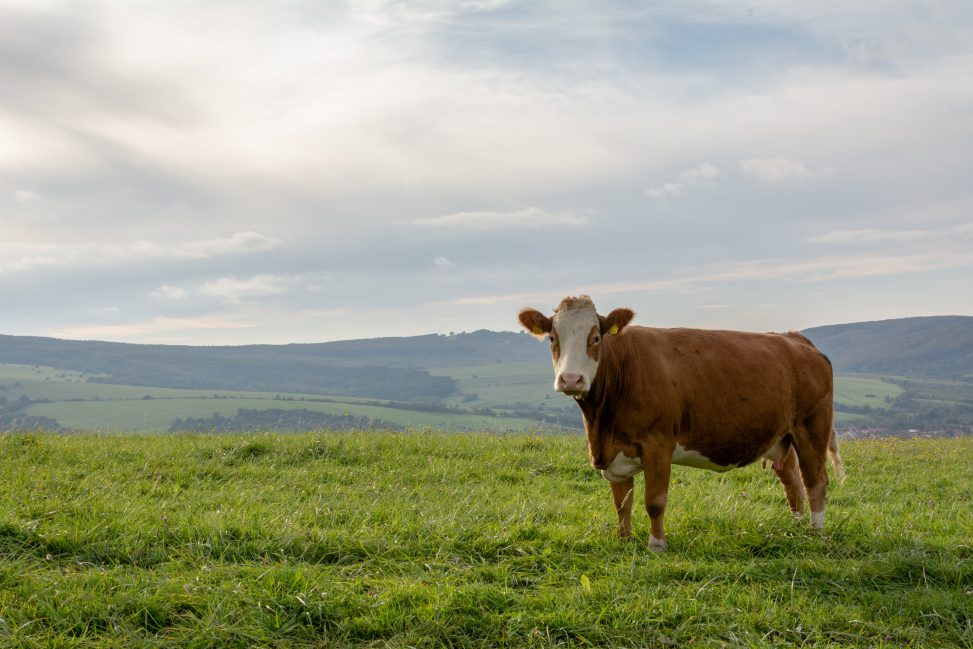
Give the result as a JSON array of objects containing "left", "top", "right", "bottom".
[{"left": 1, "top": 432, "right": 970, "bottom": 647}]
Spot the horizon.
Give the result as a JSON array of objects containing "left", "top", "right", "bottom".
[
  {"left": 3, "top": 313, "right": 971, "bottom": 349},
  {"left": 3, "top": 1, "right": 972, "bottom": 345}
]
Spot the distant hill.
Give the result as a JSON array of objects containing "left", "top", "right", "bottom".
[
  {"left": 802, "top": 316, "right": 973, "bottom": 379},
  {"left": 0, "top": 335, "right": 452, "bottom": 401},
  {"left": 0, "top": 330, "right": 548, "bottom": 402},
  {"left": 1, "top": 316, "right": 970, "bottom": 401},
  {"left": 3, "top": 317, "right": 972, "bottom": 435}
]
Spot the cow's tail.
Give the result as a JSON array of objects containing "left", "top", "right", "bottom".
[{"left": 828, "top": 428, "right": 846, "bottom": 484}]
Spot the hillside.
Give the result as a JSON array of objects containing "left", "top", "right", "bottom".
[
  {"left": 2, "top": 316, "right": 972, "bottom": 435},
  {"left": 0, "top": 333, "right": 548, "bottom": 401},
  {"left": 803, "top": 316, "right": 973, "bottom": 379},
  {"left": 3, "top": 316, "right": 970, "bottom": 388}
]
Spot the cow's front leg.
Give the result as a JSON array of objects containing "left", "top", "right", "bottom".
[
  {"left": 609, "top": 477, "right": 634, "bottom": 539},
  {"left": 642, "top": 446, "right": 672, "bottom": 552}
]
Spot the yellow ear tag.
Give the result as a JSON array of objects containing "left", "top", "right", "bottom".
[
  {"left": 608, "top": 324, "right": 619, "bottom": 335},
  {"left": 532, "top": 326, "right": 544, "bottom": 335}
]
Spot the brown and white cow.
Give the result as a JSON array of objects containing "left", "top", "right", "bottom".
[{"left": 519, "top": 295, "right": 845, "bottom": 551}]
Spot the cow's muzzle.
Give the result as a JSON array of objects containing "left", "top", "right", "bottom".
[{"left": 556, "top": 372, "right": 587, "bottom": 397}]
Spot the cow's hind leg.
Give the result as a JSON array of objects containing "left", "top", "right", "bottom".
[
  {"left": 792, "top": 407, "right": 832, "bottom": 529},
  {"left": 772, "top": 445, "right": 806, "bottom": 517},
  {"left": 610, "top": 477, "right": 635, "bottom": 539}
]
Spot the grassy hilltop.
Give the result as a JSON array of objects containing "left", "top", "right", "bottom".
[{"left": 1, "top": 431, "right": 970, "bottom": 648}]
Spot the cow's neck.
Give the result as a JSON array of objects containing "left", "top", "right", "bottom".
[{"left": 575, "top": 335, "right": 629, "bottom": 431}]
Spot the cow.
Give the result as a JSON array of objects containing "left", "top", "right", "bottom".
[{"left": 518, "top": 295, "right": 845, "bottom": 552}]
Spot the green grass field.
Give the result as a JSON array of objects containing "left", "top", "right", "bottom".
[
  {"left": 1, "top": 432, "right": 970, "bottom": 647},
  {"left": 832, "top": 375, "right": 903, "bottom": 408},
  {"left": 431, "top": 361, "right": 559, "bottom": 408}
]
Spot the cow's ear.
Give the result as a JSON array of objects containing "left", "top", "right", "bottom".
[
  {"left": 600, "top": 308, "right": 634, "bottom": 335},
  {"left": 518, "top": 308, "right": 552, "bottom": 339}
]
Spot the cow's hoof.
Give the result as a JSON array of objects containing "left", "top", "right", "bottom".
[
  {"left": 649, "top": 535, "right": 667, "bottom": 553},
  {"left": 810, "top": 511, "right": 825, "bottom": 529}
]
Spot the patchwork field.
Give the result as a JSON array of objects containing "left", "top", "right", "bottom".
[
  {"left": 431, "top": 361, "right": 558, "bottom": 408},
  {"left": 832, "top": 375, "right": 904, "bottom": 407},
  {"left": 2, "top": 364, "right": 544, "bottom": 433},
  {"left": 26, "top": 397, "right": 540, "bottom": 434},
  {"left": 0, "top": 432, "right": 970, "bottom": 647},
  {"left": 3, "top": 362, "right": 935, "bottom": 434}
]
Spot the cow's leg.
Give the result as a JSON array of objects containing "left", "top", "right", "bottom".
[
  {"left": 609, "top": 477, "right": 634, "bottom": 539},
  {"left": 792, "top": 409, "right": 831, "bottom": 529},
  {"left": 641, "top": 445, "right": 672, "bottom": 552},
  {"left": 772, "top": 446, "right": 806, "bottom": 516}
]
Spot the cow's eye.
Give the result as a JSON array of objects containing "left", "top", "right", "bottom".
[{"left": 591, "top": 335, "right": 600, "bottom": 345}]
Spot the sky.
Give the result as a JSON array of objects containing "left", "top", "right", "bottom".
[{"left": 2, "top": 0, "right": 972, "bottom": 345}]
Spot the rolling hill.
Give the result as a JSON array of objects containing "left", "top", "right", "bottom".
[
  {"left": 1, "top": 316, "right": 971, "bottom": 434},
  {"left": 804, "top": 316, "right": 973, "bottom": 379},
  {"left": 3, "top": 316, "right": 970, "bottom": 389}
]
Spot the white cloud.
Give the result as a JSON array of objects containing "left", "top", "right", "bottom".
[
  {"left": 810, "top": 228, "right": 939, "bottom": 245},
  {"left": 51, "top": 316, "right": 255, "bottom": 342},
  {"left": 692, "top": 250, "right": 973, "bottom": 283},
  {"left": 740, "top": 156, "right": 813, "bottom": 183},
  {"left": 645, "top": 164, "right": 720, "bottom": 198},
  {"left": 433, "top": 256, "right": 456, "bottom": 268},
  {"left": 13, "top": 189, "right": 41, "bottom": 204},
  {"left": 200, "top": 275, "right": 288, "bottom": 303},
  {"left": 413, "top": 207, "right": 587, "bottom": 230},
  {"left": 151, "top": 285, "right": 187, "bottom": 299},
  {"left": 173, "top": 232, "right": 282, "bottom": 258},
  {"left": 0, "top": 232, "right": 280, "bottom": 274}
]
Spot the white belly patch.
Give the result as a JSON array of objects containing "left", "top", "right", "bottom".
[
  {"left": 601, "top": 451, "right": 643, "bottom": 482},
  {"left": 671, "top": 443, "right": 735, "bottom": 472}
]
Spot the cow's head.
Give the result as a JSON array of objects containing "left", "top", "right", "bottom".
[{"left": 518, "top": 295, "right": 634, "bottom": 397}]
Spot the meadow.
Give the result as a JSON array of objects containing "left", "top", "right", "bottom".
[{"left": 1, "top": 432, "right": 970, "bottom": 648}]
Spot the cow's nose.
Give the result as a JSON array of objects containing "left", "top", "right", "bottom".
[{"left": 556, "top": 373, "right": 586, "bottom": 393}]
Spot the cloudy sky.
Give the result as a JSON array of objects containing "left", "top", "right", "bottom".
[{"left": 2, "top": 0, "right": 972, "bottom": 345}]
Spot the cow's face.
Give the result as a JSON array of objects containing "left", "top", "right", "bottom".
[{"left": 518, "top": 295, "right": 634, "bottom": 397}]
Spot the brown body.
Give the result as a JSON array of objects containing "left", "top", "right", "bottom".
[
  {"left": 582, "top": 326, "right": 833, "bottom": 470},
  {"left": 519, "top": 296, "right": 844, "bottom": 551}
]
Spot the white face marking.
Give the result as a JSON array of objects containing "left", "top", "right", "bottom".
[
  {"left": 810, "top": 510, "right": 825, "bottom": 529},
  {"left": 671, "top": 443, "right": 735, "bottom": 472},
  {"left": 551, "top": 303, "right": 600, "bottom": 394},
  {"left": 601, "top": 451, "right": 643, "bottom": 482}
]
